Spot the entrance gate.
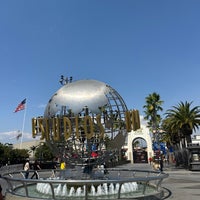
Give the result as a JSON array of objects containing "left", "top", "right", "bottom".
[
  {"left": 133, "top": 149, "right": 148, "bottom": 163},
  {"left": 132, "top": 137, "right": 148, "bottom": 163},
  {"left": 126, "top": 125, "right": 153, "bottom": 164}
]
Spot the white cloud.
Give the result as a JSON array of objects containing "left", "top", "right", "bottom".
[
  {"left": 140, "top": 115, "right": 148, "bottom": 126},
  {"left": 0, "top": 130, "right": 34, "bottom": 144}
]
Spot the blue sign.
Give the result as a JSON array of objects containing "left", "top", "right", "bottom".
[
  {"left": 91, "top": 144, "right": 96, "bottom": 151},
  {"left": 153, "top": 142, "right": 166, "bottom": 154},
  {"left": 153, "top": 142, "right": 159, "bottom": 150},
  {"left": 160, "top": 142, "right": 166, "bottom": 154}
]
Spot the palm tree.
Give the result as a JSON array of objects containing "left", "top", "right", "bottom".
[
  {"left": 133, "top": 140, "right": 140, "bottom": 148},
  {"left": 161, "top": 117, "right": 179, "bottom": 149},
  {"left": 143, "top": 92, "right": 164, "bottom": 131},
  {"left": 164, "top": 101, "right": 200, "bottom": 148}
]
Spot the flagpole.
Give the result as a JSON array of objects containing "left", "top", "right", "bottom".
[{"left": 20, "top": 101, "right": 27, "bottom": 149}]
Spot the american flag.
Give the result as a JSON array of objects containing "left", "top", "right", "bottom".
[{"left": 14, "top": 98, "right": 26, "bottom": 113}]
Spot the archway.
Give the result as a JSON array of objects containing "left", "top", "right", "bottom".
[
  {"left": 126, "top": 125, "right": 153, "bottom": 164},
  {"left": 132, "top": 137, "right": 148, "bottom": 163}
]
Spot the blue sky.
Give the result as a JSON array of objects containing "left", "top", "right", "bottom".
[{"left": 1, "top": 0, "right": 200, "bottom": 144}]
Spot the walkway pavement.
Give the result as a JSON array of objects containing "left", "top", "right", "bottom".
[
  {"left": 118, "top": 163, "right": 200, "bottom": 200},
  {"left": 0, "top": 163, "right": 200, "bottom": 199},
  {"left": 161, "top": 164, "right": 200, "bottom": 200}
]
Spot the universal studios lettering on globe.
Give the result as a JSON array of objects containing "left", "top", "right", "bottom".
[{"left": 32, "top": 110, "right": 140, "bottom": 141}]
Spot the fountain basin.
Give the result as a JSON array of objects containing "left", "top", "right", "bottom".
[{"left": 2, "top": 168, "right": 168, "bottom": 200}]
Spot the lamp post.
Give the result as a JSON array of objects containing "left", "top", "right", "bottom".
[
  {"left": 59, "top": 75, "right": 73, "bottom": 85},
  {"left": 152, "top": 129, "right": 166, "bottom": 159},
  {"left": 39, "top": 142, "right": 44, "bottom": 163}
]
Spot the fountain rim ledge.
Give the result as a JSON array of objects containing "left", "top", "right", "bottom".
[
  {"left": 2, "top": 168, "right": 169, "bottom": 200},
  {"left": 2, "top": 168, "right": 169, "bottom": 183}
]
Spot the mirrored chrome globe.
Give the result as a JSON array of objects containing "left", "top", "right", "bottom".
[{"left": 44, "top": 79, "right": 128, "bottom": 165}]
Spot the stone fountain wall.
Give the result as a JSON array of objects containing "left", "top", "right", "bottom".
[{"left": 5, "top": 193, "right": 39, "bottom": 200}]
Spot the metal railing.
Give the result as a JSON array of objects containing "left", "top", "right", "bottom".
[{"left": 2, "top": 168, "right": 168, "bottom": 200}]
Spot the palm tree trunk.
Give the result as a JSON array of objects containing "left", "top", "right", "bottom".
[
  {"left": 185, "top": 134, "right": 192, "bottom": 145},
  {"left": 179, "top": 140, "right": 182, "bottom": 149},
  {"left": 185, "top": 138, "right": 187, "bottom": 148}
]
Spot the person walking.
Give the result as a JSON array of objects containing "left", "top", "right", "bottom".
[
  {"left": 60, "top": 160, "right": 66, "bottom": 179},
  {"left": 159, "top": 155, "right": 164, "bottom": 172},
  {"left": 149, "top": 157, "right": 153, "bottom": 165},
  {"left": 23, "top": 159, "right": 30, "bottom": 179},
  {"left": 31, "top": 160, "right": 41, "bottom": 179},
  {"left": 60, "top": 160, "right": 66, "bottom": 170},
  {"left": 51, "top": 163, "right": 57, "bottom": 178}
]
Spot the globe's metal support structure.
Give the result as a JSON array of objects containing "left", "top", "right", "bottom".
[{"left": 40, "top": 79, "right": 130, "bottom": 166}]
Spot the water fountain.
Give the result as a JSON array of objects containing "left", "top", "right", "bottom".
[{"left": 2, "top": 78, "right": 168, "bottom": 200}]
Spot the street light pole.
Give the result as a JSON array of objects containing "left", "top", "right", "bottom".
[{"left": 59, "top": 75, "right": 73, "bottom": 85}]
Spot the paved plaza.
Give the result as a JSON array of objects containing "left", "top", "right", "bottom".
[
  {"left": 0, "top": 162, "right": 200, "bottom": 199},
  {"left": 122, "top": 163, "right": 200, "bottom": 200},
  {"left": 161, "top": 165, "right": 200, "bottom": 199}
]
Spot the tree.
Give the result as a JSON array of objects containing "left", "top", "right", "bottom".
[
  {"left": 0, "top": 143, "right": 29, "bottom": 165},
  {"left": 10, "top": 149, "right": 29, "bottom": 164},
  {"left": 133, "top": 140, "right": 140, "bottom": 148},
  {"left": 161, "top": 117, "right": 177, "bottom": 146},
  {"left": 143, "top": 92, "right": 164, "bottom": 131},
  {"left": 164, "top": 101, "right": 200, "bottom": 148},
  {"left": 35, "top": 143, "right": 54, "bottom": 162}
]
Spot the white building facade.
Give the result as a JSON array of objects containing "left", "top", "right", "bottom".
[{"left": 125, "top": 125, "right": 153, "bottom": 164}]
